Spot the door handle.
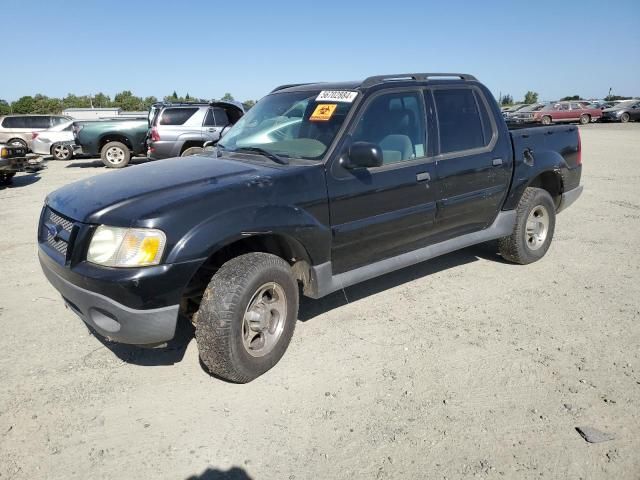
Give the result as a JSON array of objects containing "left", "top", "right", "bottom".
[
  {"left": 416, "top": 172, "right": 431, "bottom": 182},
  {"left": 492, "top": 158, "right": 503, "bottom": 166},
  {"left": 207, "top": 128, "right": 216, "bottom": 132}
]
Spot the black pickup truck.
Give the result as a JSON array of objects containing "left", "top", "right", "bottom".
[{"left": 38, "top": 73, "right": 582, "bottom": 382}]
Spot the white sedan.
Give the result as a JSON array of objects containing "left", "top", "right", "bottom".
[{"left": 31, "top": 121, "right": 75, "bottom": 160}]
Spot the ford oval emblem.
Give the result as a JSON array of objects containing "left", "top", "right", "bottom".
[{"left": 46, "top": 223, "right": 60, "bottom": 239}]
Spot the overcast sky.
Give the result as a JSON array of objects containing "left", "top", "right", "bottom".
[{"left": 2, "top": 0, "right": 639, "bottom": 103}]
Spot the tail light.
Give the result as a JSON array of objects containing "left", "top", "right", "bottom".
[
  {"left": 32, "top": 132, "right": 39, "bottom": 140},
  {"left": 576, "top": 129, "right": 582, "bottom": 165},
  {"left": 150, "top": 127, "right": 160, "bottom": 142}
]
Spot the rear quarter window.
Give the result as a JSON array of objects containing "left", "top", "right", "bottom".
[
  {"left": 29, "top": 117, "right": 53, "bottom": 129},
  {"left": 2, "top": 117, "right": 27, "bottom": 128},
  {"left": 159, "top": 108, "right": 199, "bottom": 126},
  {"left": 433, "top": 88, "right": 489, "bottom": 154}
]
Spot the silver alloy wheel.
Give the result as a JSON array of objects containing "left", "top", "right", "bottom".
[
  {"left": 525, "top": 205, "right": 550, "bottom": 250},
  {"left": 105, "top": 146, "right": 125, "bottom": 165},
  {"left": 620, "top": 112, "right": 630, "bottom": 123},
  {"left": 242, "top": 282, "right": 287, "bottom": 357},
  {"left": 53, "top": 144, "right": 70, "bottom": 160}
]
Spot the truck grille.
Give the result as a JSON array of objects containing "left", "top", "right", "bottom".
[{"left": 40, "top": 207, "right": 76, "bottom": 261}]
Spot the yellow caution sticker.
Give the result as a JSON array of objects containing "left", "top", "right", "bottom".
[{"left": 310, "top": 104, "right": 337, "bottom": 121}]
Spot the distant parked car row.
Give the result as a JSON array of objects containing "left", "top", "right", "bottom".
[
  {"left": 503, "top": 99, "right": 640, "bottom": 125},
  {"left": 0, "top": 100, "right": 246, "bottom": 169}
]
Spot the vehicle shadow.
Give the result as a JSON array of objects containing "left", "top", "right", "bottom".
[
  {"left": 65, "top": 157, "right": 150, "bottom": 169},
  {"left": 89, "top": 313, "right": 194, "bottom": 366},
  {"left": 0, "top": 172, "right": 41, "bottom": 189},
  {"left": 185, "top": 467, "right": 253, "bottom": 480},
  {"left": 298, "top": 242, "right": 505, "bottom": 321}
]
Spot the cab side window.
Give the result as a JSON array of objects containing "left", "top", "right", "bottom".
[
  {"left": 351, "top": 91, "right": 426, "bottom": 164},
  {"left": 433, "top": 88, "right": 492, "bottom": 154}
]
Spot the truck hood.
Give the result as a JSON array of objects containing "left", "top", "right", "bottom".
[{"left": 46, "top": 154, "right": 280, "bottom": 225}]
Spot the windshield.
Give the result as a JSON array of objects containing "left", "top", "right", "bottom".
[
  {"left": 611, "top": 100, "right": 636, "bottom": 109},
  {"left": 219, "top": 90, "right": 355, "bottom": 160}
]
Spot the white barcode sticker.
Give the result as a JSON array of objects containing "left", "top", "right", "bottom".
[{"left": 316, "top": 91, "right": 358, "bottom": 103}]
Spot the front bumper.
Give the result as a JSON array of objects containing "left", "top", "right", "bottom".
[
  {"left": 39, "top": 248, "right": 202, "bottom": 345},
  {"left": 557, "top": 185, "right": 583, "bottom": 213}
]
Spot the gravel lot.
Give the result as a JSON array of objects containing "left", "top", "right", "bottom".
[{"left": 1, "top": 123, "right": 639, "bottom": 480}]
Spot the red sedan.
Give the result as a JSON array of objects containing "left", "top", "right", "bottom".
[{"left": 533, "top": 101, "right": 602, "bottom": 125}]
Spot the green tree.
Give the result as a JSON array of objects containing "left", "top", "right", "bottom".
[
  {"left": 523, "top": 91, "right": 539, "bottom": 104},
  {"left": 221, "top": 93, "right": 235, "bottom": 101},
  {"left": 0, "top": 99, "right": 10, "bottom": 115},
  {"left": 500, "top": 94, "right": 513, "bottom": 106},
  {"left": 143, "top": 96, "right": 158, "bottom": 109},
  {"left": 93, "top": 92, "right": 111, "bottom": 108},
  {"left": 12, "top": 96, "right": 35, "bottom": 114},
  {"left": 242, "top": 99, "right": 256, "bottom": 110},
  {"left": 62, "top": 93, "right": 92, "bottom": 109},
  {"left": 560, "top": 95, "right": 582, "bottom": 101},
  {"left": 112, "top": 90, "right": 144, "bottom": 111},
  {"left": 604, "top": 94, "right": 631, "bottom": 101}
]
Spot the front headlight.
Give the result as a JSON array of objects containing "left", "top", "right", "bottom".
[{"left": 87, "top": 225, "right": 166, "bottom": 267}]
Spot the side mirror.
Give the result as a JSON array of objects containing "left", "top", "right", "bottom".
[{"left": 342, "top": 141, "right": 383, "bottom": 169}]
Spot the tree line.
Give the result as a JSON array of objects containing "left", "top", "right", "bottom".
[{"left": 0, "top": 91, "right": 257, "bottom": 116}]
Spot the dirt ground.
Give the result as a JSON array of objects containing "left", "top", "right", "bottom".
[{"left": 0, "top": 123, "right": 639, "bottom": 480}]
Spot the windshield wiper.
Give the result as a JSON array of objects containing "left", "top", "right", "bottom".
[{"left": 235, "top": 146, "right": 289, "bottom": 165}]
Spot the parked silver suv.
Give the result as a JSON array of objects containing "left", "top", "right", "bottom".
[
  {"left": 147, "top": 101, "right": 244, "bottom": 160},
  {"left": 0, "top": 115, "right": 72, "bottom": 150}
]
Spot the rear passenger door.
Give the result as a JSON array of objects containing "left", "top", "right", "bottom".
[
  {"left": 430, "top": 86, "right": 511, "bottom": 237},
  {"left": 202, "top": 107, "right": 229, "bottom": 143},
  {"left": 327, "top": 89, "right": 437, "bottom": 274}
]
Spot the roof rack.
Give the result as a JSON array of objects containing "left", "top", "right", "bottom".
[
  {"left": 361, "top": 73, "right": 477, "bottom": 88},
  {"left": 151, "top": 101, "right": 212, "bottom": 107},
  {"left": 270, "top": 83, "right": 318, "bottom": 93}
]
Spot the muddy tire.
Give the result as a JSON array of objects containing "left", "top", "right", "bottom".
[
  {"left": 100, "top": 141, "right": 130, "bottom": 168},
  {"left": 541, "top": 116, "right": 552, "bottom": 125},
  {"left": 498, "top": 187, "right": 556, "bottom": 265},
  {"left": 194, "top": 252, "right": 298, "bottom": 383}
]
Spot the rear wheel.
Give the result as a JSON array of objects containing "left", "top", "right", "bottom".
[
  {"left": 620, "top": 112, "right": 630, "bottom": 123},
  {"left": 541, "top": 115, "right": 552, "bottom": 125},
  {"left": 8, "top": 138, "right": 27, "bottom": 149},
  {"left": 51, "top": 143, "right": 72, "bottom": 160},
  {"left": 194, "top": 252, "right": 298, "bottom": 383},
  {"left": 498, "top": 187, "right": 556, "bottom": 265},
  {"left": 181, "top": 146, "right": 205, "bottom": 157},
  {"left": 579, "top": 114, "right": 590, "bottom": 125},
  {"left": 100, "top": 141, "right": 130, "bottom": 168}
]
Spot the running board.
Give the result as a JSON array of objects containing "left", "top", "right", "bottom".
[{"left": 305, "top": 210, "right": 516, "bottom": 299}]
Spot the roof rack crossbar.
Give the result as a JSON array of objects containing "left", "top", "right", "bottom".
[{"left": 361, "top": 73, "right": 477, "bottom": 88}]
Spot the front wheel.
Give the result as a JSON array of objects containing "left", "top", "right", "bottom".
[
  {"left": 194, "top": 252, "right": 299, "bottom": 383},
  {"left": 620, "top": 112, "right": 630, "bottom": 123},
  {"left": 100, "top": 141, "right": 130, "bottom": 168},
  {"left": 579, "top": 114, "right": 590, "bottom": 125},
  {"left": 541, "top": 116, "right": 552, "bottom": 125},
  {"left": 498, "top": 187, "right": 556, "bottom": 265},
  {"left": 51, "top": 143, "right": 73, "bottom": 160}
]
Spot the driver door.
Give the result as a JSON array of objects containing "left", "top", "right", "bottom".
[{"left": 326, "top": 90, "right": 437, "bottom": 274}]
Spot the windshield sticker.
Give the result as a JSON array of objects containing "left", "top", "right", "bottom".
[
  {"left": 310, "top": 104, "right": 338, "bottom": 121},
  {"left": 316, "top": 91, "right": 358, "bottom": 103}
]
